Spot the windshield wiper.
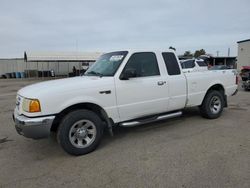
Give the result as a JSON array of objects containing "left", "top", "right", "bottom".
[{"left": 85, "top": 71, "right": 103, "bottom": 77}]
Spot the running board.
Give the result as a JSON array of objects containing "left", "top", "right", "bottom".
[{"left": 120, "top": 111, "right": 182, "bottom": 127}]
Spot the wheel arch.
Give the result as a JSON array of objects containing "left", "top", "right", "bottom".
[
  {"left": 207, "top": 84, "right": 225, "bottom": 94},
  {"left": 201, "top": 83, "right": 227, "bottom": 107},
  {"left": 51, "top": 102, "right": 112, "bottom": 132}
]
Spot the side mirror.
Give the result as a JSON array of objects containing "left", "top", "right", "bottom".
[{"left": 120, "top": 68, "right": 137, "bottom": 80}]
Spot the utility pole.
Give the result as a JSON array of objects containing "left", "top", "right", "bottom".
[
  {"left": 228, "top": 48, "right": 230, "bottom": 56},
  {"left": 216, "top": 51, "right": 219, "bottom": 57}
]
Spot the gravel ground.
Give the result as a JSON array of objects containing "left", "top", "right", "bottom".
[{"left": 0, "top": 79, "right": 249, "bottom": 188}]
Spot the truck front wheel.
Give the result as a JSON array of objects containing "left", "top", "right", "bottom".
[
  {"left": 57, "top": 109, "right": 104, "bottom": 155},
  {"left": 199, "top": 90, "right": 224, "bottom": 119}
]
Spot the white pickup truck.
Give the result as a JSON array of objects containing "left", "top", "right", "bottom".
[
  {"left": 13, "top": 50, "right": 238, "bottom": 155},
  {"left": 180, "top": 59, "right": 208, "bottom": 73}
]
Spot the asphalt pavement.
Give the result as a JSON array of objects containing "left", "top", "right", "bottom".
[{"left": 0, "top": 79, "right": 249, "bottom": 188}]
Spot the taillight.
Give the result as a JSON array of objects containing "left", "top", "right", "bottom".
[{"left": 236, "top": 75, "right": 239, "bottom": 85}]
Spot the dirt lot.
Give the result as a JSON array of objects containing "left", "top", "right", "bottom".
[{"left": 0, "top": 79, "right": 249, "bottom": 188}]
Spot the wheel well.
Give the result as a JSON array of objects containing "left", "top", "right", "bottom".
[
  {"left": 207, "top": 84, "right": 225, "bottom": 94},
  {"left": 51, "top": 103, "right": 109, "bottom": 132},
  {"left": 201, "top": 84, "right": 226, "bottom": 106}
]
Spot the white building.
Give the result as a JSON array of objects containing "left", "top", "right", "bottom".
[{"left": 237, "top": 39, "right": 250, "bottom": 70}]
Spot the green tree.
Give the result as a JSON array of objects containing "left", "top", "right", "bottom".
[
  {"left": 194, "top": 49, "right": 206, "bottom": 58},
  {"left": 183, "top": 51, "right": 193, "bottom": 57}
]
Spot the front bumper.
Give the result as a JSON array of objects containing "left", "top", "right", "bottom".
[{"left": 13, "top": 110, "right": 55, "bottom": 139}]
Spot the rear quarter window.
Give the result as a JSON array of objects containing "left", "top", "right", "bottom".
[{"left": 162, "top": 52, "right": 181, "bottom": 75}]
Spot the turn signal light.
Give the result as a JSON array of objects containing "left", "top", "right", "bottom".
[
  {"left": 29, "top": 100, "right": 41, "bottom": 112},
  {"left": 236, "top": 75, "right": 239, "bottom": 85},
  {"left": 22, "top": 98, "right": 41, "bottom": 113}
]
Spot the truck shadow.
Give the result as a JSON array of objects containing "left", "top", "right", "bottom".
[
  {"left": 100, "top": 107, "right": 201, "bottom": 148},
  {"left": 21, "top": 107, "right": 201, "bottom": 157}
]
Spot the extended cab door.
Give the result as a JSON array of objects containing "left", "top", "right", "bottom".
[
  {"left": 161, "top": 52, "right": 187, "bottom": 111},
  {"left": 115, "top": 52, "right": 169, "bottom": 121}
]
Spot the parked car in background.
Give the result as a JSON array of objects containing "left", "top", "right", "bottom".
[
  {"left": 180, "top": 59, "right": 208, "bottom": 73},
  {"left": 240, "top": 66, "right": 250, "bottom": 91}
]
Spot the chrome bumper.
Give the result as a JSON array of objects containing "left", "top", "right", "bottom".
[{"left": 13, "top": 111, "right": 55, "bottom": 139}]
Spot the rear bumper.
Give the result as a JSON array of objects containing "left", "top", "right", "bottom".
[
  {"left": 13, "top": 110, "right": 55, "bottom": 139},
  {"left": 232, "top": 89, "right": 238, "bottom": 96}
]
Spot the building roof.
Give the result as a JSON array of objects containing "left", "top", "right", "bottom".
[
  {"left": 199, "top": 55, "right": 236, "bottom": 59},
  {"left": 237, "top": 39, "right": 250, "bottom": 44},
  {"left": 24, "top": 51, "right": 103, "bottom": 62}
]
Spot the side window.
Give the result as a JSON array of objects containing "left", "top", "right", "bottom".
[
  {"left": 183, "top": 60, "right": 195, "bottom": 69},
  {"left": 123, "top": 52, "right": 160, "bottom": 77},
  {"left": 196, "top": 60, "right": 207, "bottom": 67},
  {"left": 162, "top": 52, "right": 181, "bottom": 75},
  {"left": 181, "top": 62, "right": 185, "bottom": 68}
]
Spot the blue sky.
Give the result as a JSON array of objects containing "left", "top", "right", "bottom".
[{"left": 0, "top": 0, "right": 249, "bottom": 57}]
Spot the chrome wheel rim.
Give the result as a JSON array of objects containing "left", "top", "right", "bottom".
[
  {"left": 69, "top": 120, "right": 97, "bottom": 148},
  {"left": 209, "top": 96, "right": 221, "bottom": 114}
]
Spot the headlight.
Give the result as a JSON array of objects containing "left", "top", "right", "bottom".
[{"left": 22, "top": 98, "right": 41, "bottom": 113}]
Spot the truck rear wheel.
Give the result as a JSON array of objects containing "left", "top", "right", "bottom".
[
  {"left": 57, "top": 109, "right": 104, "bottom": 155},
  {"left": 199, "top": 90, "right": 224, "bottom": 119}
]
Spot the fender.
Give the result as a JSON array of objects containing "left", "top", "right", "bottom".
[{"left": 58, "top": 96, "right": 120, "bottom": 123}]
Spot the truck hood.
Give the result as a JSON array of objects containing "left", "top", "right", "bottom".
[{"left": 18, "top": 76, "right": 114, "bottom": 98}]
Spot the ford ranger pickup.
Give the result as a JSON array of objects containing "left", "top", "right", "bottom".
[{"left": 13, "top": 50, "right": 238, "bottom": 155}]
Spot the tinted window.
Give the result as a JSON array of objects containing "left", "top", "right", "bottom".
[
  {"left": 180, "top": 61, "right": 185, "bottom": 68},
  {"left": 196, "top": 60, "right": 207, "bottom": 67},
  {"left": 181, "top": 60, "right": 195, "bottom": 69},
  {"left": 123, "top": 52, "right": 160, "bottom": 77},
  {"left": 162, "top": 52, "right": 181, "bottom": 75}
]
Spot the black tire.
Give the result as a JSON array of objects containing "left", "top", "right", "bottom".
[
  {"left": 57, "top": 109, "right": 104, "bottom": 155},
  {"left": 199, "top": 90, "right": 224, "bottom": 119}
]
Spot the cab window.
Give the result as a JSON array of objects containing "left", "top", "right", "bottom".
[{"left": 123, "top": 52, "right": 160, "bottom": 77}]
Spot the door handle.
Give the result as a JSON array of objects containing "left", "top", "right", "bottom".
[
  {"left": 157, "top": 81, "right": 166, "bottom": 86},
  {"left": 99, "top": 90, "right": 111, "bottom": 94}
]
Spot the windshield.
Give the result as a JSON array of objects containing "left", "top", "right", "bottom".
[{"left": 85, "top": 51, "right": 128, "bottom": 77}]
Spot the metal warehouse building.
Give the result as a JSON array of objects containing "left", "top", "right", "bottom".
[
  {"left": 237, "top": 39, "right": 250, "bottom": 70},
  {"left": 0, "top": 52, "right": 102, "bottom": 78},
  {"left": 0, "top": 58, "right": 24, "bottom": 76}
]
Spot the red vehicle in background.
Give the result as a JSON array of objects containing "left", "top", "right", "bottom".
[{"left": 240, "top": 66, "right": 250, "bottom": 91}]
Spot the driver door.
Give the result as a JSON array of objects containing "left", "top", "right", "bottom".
[{"left": 115, "top": 52, "right": 169, "bottom": 121}]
